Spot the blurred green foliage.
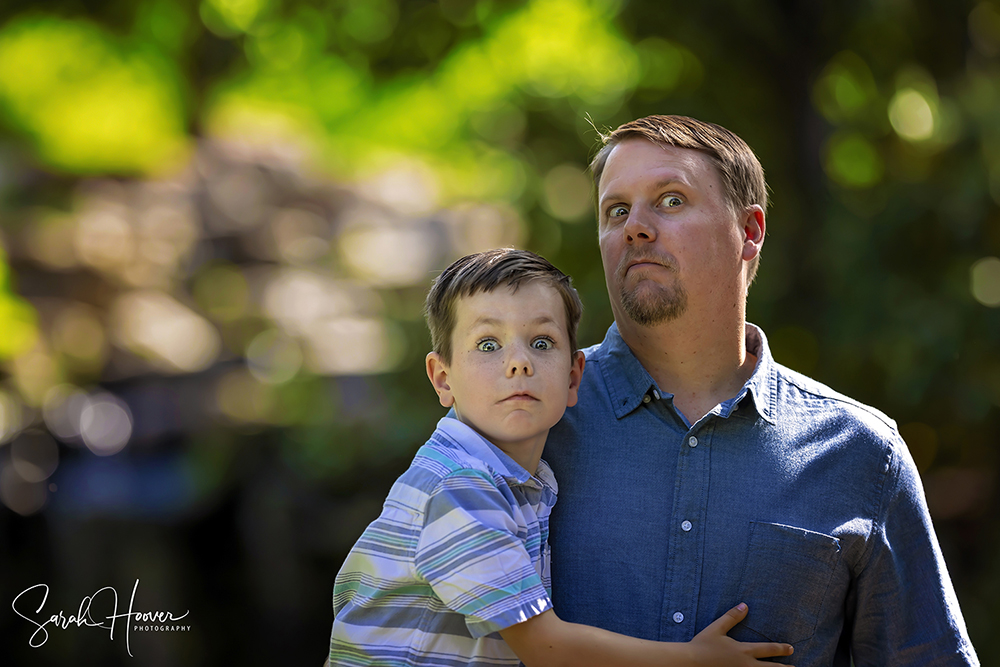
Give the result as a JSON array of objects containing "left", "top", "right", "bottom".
[{"left": 0, "top": 1, "right": 998, "bottom": 666}]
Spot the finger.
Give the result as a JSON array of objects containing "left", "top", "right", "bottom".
[
  {"left": 704, "top": 602, "right": 749, "bottom": 634},
  {"left": 747, "top": 641, "right": 794, "bottom": 658}
]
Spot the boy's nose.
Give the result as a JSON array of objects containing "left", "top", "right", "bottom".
[{"left": 506, "top": 348, "right": 533, "bottom": 377}]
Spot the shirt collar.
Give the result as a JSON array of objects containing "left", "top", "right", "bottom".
[
  {"left": 740, "top": 323, "right": 777, "bottom": 424},
  {"left": 595, "top": 321, "right": 777, "bottom": 425},
  {"left": 434, "top": 417, "right": 557, "bottom": 492},
  {"left": 597, "top": 322, "right": 662, "bottom": 420}
]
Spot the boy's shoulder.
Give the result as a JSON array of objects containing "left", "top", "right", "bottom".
[
  {"left": 388, "top": 420, "right": 504, "bottom": 506},
  {"left": 409, "top": 437, "right": 499, "bottom": 486}
]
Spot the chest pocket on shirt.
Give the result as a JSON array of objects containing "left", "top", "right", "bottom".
[{"left": 735, "top": 521, "right": 841, "bottom": 644}]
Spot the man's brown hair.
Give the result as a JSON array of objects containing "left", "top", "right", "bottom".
[
  {"left": 590, "top": 115, "right": 767, "bottom": 283},
  {"left": 425, "top": 248, "right": 583, "bottom": 364}
]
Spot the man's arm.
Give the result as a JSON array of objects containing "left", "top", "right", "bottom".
[
  {"left": 849, "top": 443, "right": 978, "bottom": 666},
  {"left": 501, "top": 603, "right": 793, "bottom": 667}
]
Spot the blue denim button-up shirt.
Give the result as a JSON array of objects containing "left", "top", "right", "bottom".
[{"left": 544, "top": 322, "right": 978, "bottom": 666}]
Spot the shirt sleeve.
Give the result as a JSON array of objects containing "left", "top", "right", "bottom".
[
  {"left": 849, "top": 441, "right": 979, "bottom": 666},
  {"left": 414, "top": 467, "right": 552, "bottom": 639}
]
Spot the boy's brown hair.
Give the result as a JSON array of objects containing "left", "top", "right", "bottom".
[{"left": 425, "top": 248, "right": 583, "bottom": 364}]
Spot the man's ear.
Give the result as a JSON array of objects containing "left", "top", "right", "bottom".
[
  {"left": 426, "top": 352, "right": 455, "bottom": 408},
  {"left": 565, "top": 351, "right": 586, "bottom": 408},
  {"left": 741, "top": 204, "right": 766, "bottom": 262}
]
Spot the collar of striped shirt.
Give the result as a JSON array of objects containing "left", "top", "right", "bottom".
[{"left": 434, "top": 417, "right": 558, "bottom": 494}]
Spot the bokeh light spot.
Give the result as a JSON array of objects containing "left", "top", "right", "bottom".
[
  {"left": 969, "top": 3, "right": 1000, "bottom": 56},
  {"left": 11, "top": 346, "right": 61, "bottom": 407},
  {"left": 74, "top": 209, "right": 135, "bottom": 272},
  {"left": 889, "top": 89, "right": 935, "bottom": 142},
  {"left": 542, "top": 163, "right": 592, "bottom": 222},
  {"left": 216, "top": 368, "right": 274, "bottom": 423},
  {"left": 0, "top": 295, "right": 39, "bottom": 359},
  {"left": 271, "top": 208, "right": 331, "bottom": 264},
  {"left": 339, "top": 223, "right": 438, "bottom": 287},
  {"left": 43, "top": 384, "right": 89, "bottom": 443},
  {"left": 246, "top": 329, "right": 303, "bottom": 384},
  {"left": 812, "top": 52, "right": 877, "bottom": 123},
  {"left": 11, "top": 431, "right": 59, "bottom": 483},
  {"left": 201, "top": 0, "right": 270, "bottom": 34},
  {"left": 635, "top": 37, "right": 684, "bottom": 92},
  {"left": 0, "top": 390, "right": 24, "bottom": 444},
  {"left": 342, "top": 0, "right": 398, "bottom": 44},
  {"left": 302, "top": 317, "right": 404, "bottom": 375},
  {"left": 970, "top": 256, "right": 1000, "bottom": 307},
  {"left": 111, "top": 291, "right": 222, "bottom": 372},
  {"left": 193, "top": 263, "right": 250, "bottom": 322},
  {"left": 24, "top": 212, "right": 78, "bottom": 270},
  {"left": 824, "top": 132, "right": 883, "bottom": 188},
  {"left": 80, "top": 393, "right": 133, "bottom": 456},
  {"left": 0, "top": 17, "right": 189, "bottom": 174},
  {"left": 52, "top": 303, "right": 107, "bottom": 370}
]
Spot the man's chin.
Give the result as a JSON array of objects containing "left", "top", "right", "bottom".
[{"left": 620, "top": 287, "right": 688, "bottom": 326}]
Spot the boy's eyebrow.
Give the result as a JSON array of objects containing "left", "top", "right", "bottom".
[{"left": 470, "top": 315, "right": 560, "bottom": 327}]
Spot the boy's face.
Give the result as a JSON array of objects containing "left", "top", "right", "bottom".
[{"left": 425, "top": 281, "right": 585, "bottom": 457}]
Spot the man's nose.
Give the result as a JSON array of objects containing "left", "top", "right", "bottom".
[{"left": 622, "top": 207, "right": 657, "bottom": 244}]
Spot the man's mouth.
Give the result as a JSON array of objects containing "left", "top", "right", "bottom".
[
  {"left": 627, "top": 260, "right": 662, "bottom": 271},
  {"left": 620, "top": 257, "right": 670, "bottom": 280}
]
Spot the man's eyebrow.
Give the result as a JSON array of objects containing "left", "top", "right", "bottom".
[{"left": 599, "top": 179, "right": 688, "bottom": 208}]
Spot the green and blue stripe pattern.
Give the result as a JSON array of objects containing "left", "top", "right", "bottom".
[{"left": 329, "top": 417, "right": 556, "bottom": 666}]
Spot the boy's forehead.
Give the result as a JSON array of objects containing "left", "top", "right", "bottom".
[{"left": 454, "top": 282, "right": 567, "bottom": 326}]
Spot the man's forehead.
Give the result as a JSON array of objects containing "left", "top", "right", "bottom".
[{"left": 599, "top": 138, "right": 721, "bottom": 196}]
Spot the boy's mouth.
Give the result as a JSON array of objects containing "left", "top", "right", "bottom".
[{"left": 501, "top": 391, "right": 538, "bottom": 402}]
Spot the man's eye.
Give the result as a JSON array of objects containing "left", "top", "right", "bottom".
[
  {"left": 661, "top": 195, "right": 683, "bottom": 207},
  {"left": 531, "top": 338, "right": 553, "bottom": 350},
  {"left": 608, "top": 205, "right": 629, "bottom": 218},
  {"left": 477, "top": 339, "right": 499, "bottom": 352}
]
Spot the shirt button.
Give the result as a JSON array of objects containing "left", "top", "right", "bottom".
[
  {"left": 681, "top": 520, "right": 692, "bottom": 532},
  {"left": 642, "top": 394, "right": 651, "bottom": 404},
  {"left": 673, "top": 611, "right": 684, "bottom": 623},
  {"left": 688, "top": 436, "right": 698, "bottom": 448}
]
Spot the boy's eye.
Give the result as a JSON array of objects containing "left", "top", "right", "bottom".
[
  {"left": 607, "top": 205, "right": 629, "bottom": 218},
  {"left": 477, "top": 339, "right": 499, "bottom": 352},
  {"left": 660, "top": 195, "right": 683, "bottom": 207},
  {"left": 531, "top": 337, "right": 553, "bottom": 350}
]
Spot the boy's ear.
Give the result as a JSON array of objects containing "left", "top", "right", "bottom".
[
  {"left": 425, "top": 352, "right": 455, "bottom": 408},
  {"left": 565, "top": 351, "right": 586, "bottom": 408}
]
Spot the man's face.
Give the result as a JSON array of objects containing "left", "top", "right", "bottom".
[{"left": 596, "top": 138, "right": 748, "bottom": 326}]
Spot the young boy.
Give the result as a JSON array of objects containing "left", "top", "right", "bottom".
[{"left": 328, "top": 248, "right": 793, "bottom": 666}]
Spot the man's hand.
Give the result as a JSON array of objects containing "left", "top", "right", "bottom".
[
  {"left": 687, "top": 603, "right": 794, "bottom": 666},
  {"left": 500, "top": 603, "right": 793, "bottom": 667}
]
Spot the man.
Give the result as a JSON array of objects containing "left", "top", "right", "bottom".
[{"left": 543, "top": 115, "right": 979, "bottom": 666}]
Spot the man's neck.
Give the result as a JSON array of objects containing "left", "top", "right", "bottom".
[{"left": 616, "top": 304, "right": 757, "bottom": 425}]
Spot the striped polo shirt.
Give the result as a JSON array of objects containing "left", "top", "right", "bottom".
[{"left": 329, "top": 417, "right": 557, "bottom": 666}]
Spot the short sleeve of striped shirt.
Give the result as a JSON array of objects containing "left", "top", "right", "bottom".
[{"left": 414, "top": 467, "right": 552, "bottom": 639}]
